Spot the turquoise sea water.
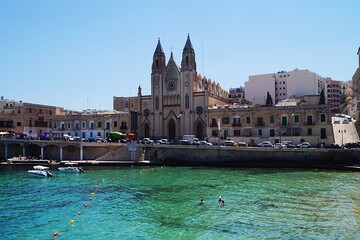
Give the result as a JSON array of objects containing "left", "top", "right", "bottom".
[{"left": 1, "top": 165, "right": 360, "bottom": 240}]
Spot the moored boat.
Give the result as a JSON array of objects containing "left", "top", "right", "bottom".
[
  {"left": 28, "top": 165, "right": 53, "bottom": 177},
  {"left": 58, "top": 162, "right": 84, "bottom": 173}
]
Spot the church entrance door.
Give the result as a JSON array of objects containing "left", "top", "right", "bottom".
[
  {"left": 168, "top": 119, "right": 176, "bottom": 140},
  {"left": 196, "top": 121, "right": 203, "bottom": 139},
  {"left": 144, "top": 123, "right": 150, "bottom": 138}
]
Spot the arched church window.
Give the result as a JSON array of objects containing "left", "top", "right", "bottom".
[
  {"left": 186, "top": 56, "right": 189, "bottom": 67},
  {"left": 185, "top": 94, "right": 189, "bottom": 108},
  {"left": 156, "top": 59, "right": 159, "bottom": 69},
  {"left": 155, "top": 96, "right": 159, "bottom": 110}
]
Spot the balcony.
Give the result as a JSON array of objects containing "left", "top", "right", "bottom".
[
  {"left": 210, "top": 123, "right": 218, "bottom": 128},
  {"left": 304, "top": 121, "right": 315, "bottom": 125},
  {"left": 232, "top": 123, "right": 242, "bottom": 127},
  {"left": 255, "top": 123, "right": 265, "bottom": 127}
]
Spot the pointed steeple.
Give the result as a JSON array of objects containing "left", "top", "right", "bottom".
[
  {"left": 154, "top": 38, "right": 164, "bottom": 53},
  {"left": 183, "top": 33, "right": 193, "bottom": 50},
  {"left": 152, "top": 38, "right": 166, "bottom": 75},
  {"left": 165, "top": 51, "right": 180, "bottom": 82},
  {"left": 181, "top": 34, "right": 196, "bottom": 71}
]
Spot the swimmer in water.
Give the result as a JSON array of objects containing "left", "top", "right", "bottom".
[
  {"left": 220, "top": 200, "right": 224, "bottom": 207},
  {"left": 199, "top": 198, "right": 204, "bottom": 205}
]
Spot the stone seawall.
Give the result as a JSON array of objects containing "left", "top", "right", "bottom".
[{"left": 144, "top": 145, "right": 360, "bottom": 168}]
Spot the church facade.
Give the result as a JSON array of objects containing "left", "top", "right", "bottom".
[{"left": 113, "top": 35, "right": 229, "bottom": 140}]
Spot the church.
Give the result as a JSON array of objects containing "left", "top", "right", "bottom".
[{"left": 113, "top": 35, "right": 229, "bottom": 140}]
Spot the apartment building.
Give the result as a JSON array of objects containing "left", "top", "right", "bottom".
[
  {"left": 50, "top": 110, "right": 131, "bottom": 140},
  {"left": 245, "top": 69, "right": 326, "bottom": 105},
  {"left": 207, "top": 95, "right": 334, "bottom": 145},
  {"left": 0, "top": 97, "right": 66, "bottom": 138}
]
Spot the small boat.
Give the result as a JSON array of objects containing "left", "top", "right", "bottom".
[
  {"left": 58, "top": 162, "right": 84, "bottom": 173},
  {"left": 28, "top": 165, "right": 53, "bottom": 177}
]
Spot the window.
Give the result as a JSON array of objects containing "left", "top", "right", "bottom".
[
  {"left": 233, "top": 118, "right": 241, "bottom": 126},
  {"left": 185, "top": 94, "right": 189, "bottom": 108},
  {"left": 90, "top": 122, "right": 94, "bottom": 129},
  {"left": 61, "top": 123, "right": 65, "bottom": 131},
  {"left": 156, "top": 96, "right": 159, "bottom": 110},
  {"left": 246, "top": 116, "right": 251, "bottom": 124},
  {"left": 186, "top": 56, "right": 189, "bottom": 67},
  {"left": 222, "top": 117, "right": 230, "bottom": 124},
  {"left": 320, "top": 114, "right": 326, "bottom": 122},
  {"left": 234, "top": 130, "right": 241, "bottom": 136},
  {"left": 82, "top": 121, "right": 86, "bottom": 129},
  {"left": 18, "top": 110, "right": 21, "bottom": 114},
  {"left": 98, "top": 122, "right": 102, "bottom": 128},
  {"left": 258, "top": 129, "right": 263, "bottom": 136},
  {"left": 29, "top": 108, "right": 32, "bottom": 113},
  {"left": 54, "top": 123, "right": 57, "bottom": 129},
  {"left": 307, "top": 128, "right": 312, "bottom": 135},
  {"left": 211, "top": 118, "right": 217, "bottom": 127},
  {"left": 125, "top": 101, "right": 129, "bottom": 108},
  {"left": 294, "top": 114, "right": 299, "bottom": 123},
  {"left": 17, "top": 122, "right": 21, "bottom": 126},
  {"left": 281, "top": 116, "right": 287, "bottom": 126},
  {"left": 50, "top": 110, "right": 52, "bottom": 115},
  {"left": 212, "top": 130, "right": 218, "bottom": 137},
  {"left": 321, "top": 128, "right": 327, "bottom": 139},
  {"left": 67, "top": 122, "right": 71, "bottom": 129},
  {"left": 270, "top": 116, "right": 275, "bottom": 124},
  {"left": 270, "top": 129, "right": 275, "bottom": 137},
  {"left": 114, "top": 121, "right": 118, "bottom": 128},
  {"left": 257, "top": 117, "right": 264, "bottom": 126},
  {"left": 75, "top": 122, "right": 79, "bottom": 130},
  {"left": 106, "top": 122, "right": 110, "bottom": 130},
  {"left": 90, "top": 132, "right": 93, "bottom": 138},
  {"left": 82, "top": 132, "right": 86, "bottom": 138}
]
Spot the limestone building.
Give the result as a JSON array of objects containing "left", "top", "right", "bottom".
[{"left": 113, "top": 35, "right": 229, "bottom": 140}]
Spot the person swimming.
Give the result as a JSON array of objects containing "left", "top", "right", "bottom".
[
  {"left": 218, "top": 196, "right": 222, "bottom": 202},
  {"left": 199, "top": 198, "right": 204, "bottom": 205},
  {"left": 220, "top": 200, "right": 225, "bottom": 207}
]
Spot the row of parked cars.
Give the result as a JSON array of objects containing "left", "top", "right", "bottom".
[{"left": 140, "top": 138, "right": 360, "bottom": 149}]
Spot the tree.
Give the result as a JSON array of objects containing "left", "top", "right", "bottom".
[
  {"left": 319, "top": 89, "right": 325, "bottom": 105},
  {"left": 265, "top": 91, "right": 273, "bottom": 106}
]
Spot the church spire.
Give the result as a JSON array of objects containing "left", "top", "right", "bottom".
[
  {"left": 181, "top": 34, "right": 196, "bottom": 71},
  {"left": 152, "top": 38, "right": 166, "bottom": 75},
  {"left": 183, "top": 33, "right": 193, "bottom": 50},
  {"left": 154, "top": 38, "right": 164, "bottom": 53}
]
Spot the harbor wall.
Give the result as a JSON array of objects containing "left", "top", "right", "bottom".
[{"left": 144, "top": 145, "right": 360, "bottom": 168}]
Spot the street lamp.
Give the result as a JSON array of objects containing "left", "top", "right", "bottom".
[
  {"left": 290, "top": 114, "right": 295, "bottom": 144},
  {"left": 339, "top": 129, "right": 346, "bottom": 148}
]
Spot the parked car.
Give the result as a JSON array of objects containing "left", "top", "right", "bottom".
[
  {"left": 237, "top": 142, "right": 248, "bottom": 147},
  {"left": 157, "top": 139, "right": 169, "bottom": 144},
  {"left": 274, "top": 143, "right": 287, "bottom": 149},
  {"left": 344, "top": 142, "right": 360, "bottom": 149},
  {"left": 224, "top": 140, "right": 236, "bottom": 146},
  {"left": 198, "top": 141, "right": 212, "bottom": 146},
  {"left": 95, "top": 137, "right": 106, "bottom": 143},
  {"left": 179, "top": 140, "right": 191, "bottom": 145},
  {"left": 325, "top": 143, "right": 341, "bottom": 149},
  {"left": 141, "top": 138, "right": 154, "bottom": 144},
  {"left": 258, "top": 141, "right": 273, "bottom": 147},
  {"left": 297, "top": 142, "right": 311, "bottom": 148}
]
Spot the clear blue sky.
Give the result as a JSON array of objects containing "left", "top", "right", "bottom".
[{"left": 1, "top": 0, "right": 359, "bottom": 111}]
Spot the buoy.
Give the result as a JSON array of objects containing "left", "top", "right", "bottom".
[
  {"left": 91, "top": 192, "right": 95, "bottom": 197},
  {"left": 78, "top": 211, "right": 81, "bottom": 216},
  {"left": 84, "top": 204, "right": 88, "bottom": 208},
  {"left": 90, "top": 197, "right": 93, "bottom": 201},
  {"left": 69, "top": 219, "right": 75, "bottom": 225},
  {"left": 53, "top": 231, "right": 59, "bottom": 237}
]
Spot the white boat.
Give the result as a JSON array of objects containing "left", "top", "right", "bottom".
[
  {"left": 28, "top": 165, "right": 53, "bottom": 177},
  {"left": 58, "top": 162, "right": 84, "bottom": 173}
]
